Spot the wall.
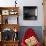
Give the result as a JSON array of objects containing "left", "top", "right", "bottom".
[
  {"left": 0, "top": 0, "right": 44, "bottom": 45},
  {"left": 18, "top": 0, "right": 44, "bottom": 26},
  {"left": 0, "top": 0, "right": 44, "bottom": 26}
]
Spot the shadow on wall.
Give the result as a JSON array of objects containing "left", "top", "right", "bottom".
[{"left": 18, "top": 26, "right": 43, "bottom": 44}]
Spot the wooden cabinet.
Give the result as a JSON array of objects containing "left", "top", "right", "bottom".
[{"left": 0, "top": 7, "right": 19, "bottom": 46}]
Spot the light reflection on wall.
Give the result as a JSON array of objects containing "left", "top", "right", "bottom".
[{"left": 0, "top": 0, "right": 15, "bottom": 7}]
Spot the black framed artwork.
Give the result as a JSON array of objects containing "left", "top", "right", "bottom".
[{"left": 23, "top": 6, "right": 37, "bottom": 20}]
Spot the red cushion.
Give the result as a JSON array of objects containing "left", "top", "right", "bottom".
[{"left": 21, "top": 28, "right": 41, "bottom": 46}]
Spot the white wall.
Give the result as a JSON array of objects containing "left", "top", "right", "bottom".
[
  {"left": 18, "top": 0, "right": 44, "bottom": 26},
  {"left": 0, "top": 0, "right": 44, "bottom": 26},
  {"left": 0, "top": 0, "right": 15, "bottom": 7}
]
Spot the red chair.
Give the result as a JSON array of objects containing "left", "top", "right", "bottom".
[{"left": 21, "top": 28, "right": 41, "bottom": 46}]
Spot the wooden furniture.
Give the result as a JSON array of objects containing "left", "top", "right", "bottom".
[
  {"left": 43, "top": 0, "right": 46, "bottom": 46},
  {"left": 0, "top": 7, "right": 19, "bottom": 46},
  {"left": 0, "top": 41, "right": 2, "bottom": 46},
  {"left": 44, "top": 28, "right": 46, "bottom": 46},
  {"left": 2, "top": 41, "right": 19, "bottom": 46},
  {"left": 43, "top": 0, "right": 46, "bottom": 26}
]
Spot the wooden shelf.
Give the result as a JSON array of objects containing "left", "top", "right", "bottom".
[
  {"left": 0, "top": 40, "right": 19, "bottom": 46},
  {"left": 2, "top": 40, "right": 19, "bottom": 42},
  {"left": 0, "top": 24, "right": 19, "bottom": 32},
  {"left": 0, "top": 7, "right": 19, "bottom": 46}
]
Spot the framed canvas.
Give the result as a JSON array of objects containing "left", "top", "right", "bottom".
[
  {"left": 2, "top": 10, "right": 9, "bottom": 15},
  {"left": 23, "top": 6, "right": 37, "bottom": 20}
]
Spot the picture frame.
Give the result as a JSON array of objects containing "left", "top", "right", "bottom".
[
  {"left": 23, "top": 6, "right": 37, "bottom": 20},
  {"left": 2, "top": 10, "right": 9, "bottom": 15}
]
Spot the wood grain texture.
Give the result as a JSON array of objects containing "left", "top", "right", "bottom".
[
  {"left": 43, "top": 0, "right": 46, "bottom": 26},
  {"left": 0, "top": 24, "right": 19, "bottom": 32},
  {"left": 43, "top": 0, "right": 46, "bottom": 45},
  {"left": 0, "top": 7, "right": 19, "bottom": 46},
  {"left": 3, "top": 41, "right": 18, "bottom": 46}
]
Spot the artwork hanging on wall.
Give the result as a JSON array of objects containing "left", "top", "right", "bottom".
[{"left": 23, "top": 6, "right": 38, "bottom": 20}]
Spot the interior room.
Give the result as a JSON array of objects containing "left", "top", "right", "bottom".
[{"left": 0, "top": 0, "right": 45, "bottom": 46}]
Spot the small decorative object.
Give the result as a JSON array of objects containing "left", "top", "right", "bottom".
[
  {"left": 13, "top": 33, "right": 16, "bottom": 41},
  {"left": 10, "top": 11, "right": 15, "bottom": 15},
  {"left": 14, "top": 32, "right": 18, "bottom": 40},
  {"left": 14, "top": 28, "right": 17, "bottom": 32},
  {"left": 5, "top": 18, "right": 8, "bottom": 24},
  {"left": 0, "top": 32, "right": 1, "bottom": 41},
  {"left": 9, "top": 9, "right": 18, "bottom": 15},
  {"left": 15, "top": 0, "right": 17, "bottom": 7},
  {"left": 2, "top": 10, "right": 9, "bottom": 15},
  {"left": 2, "top": 16, "right": 8, "bottom": 24}
]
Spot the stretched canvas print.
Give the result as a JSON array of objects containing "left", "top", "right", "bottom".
[{"left": 23, "top": 6, "right": 37, "bottom": 20}]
